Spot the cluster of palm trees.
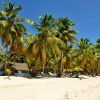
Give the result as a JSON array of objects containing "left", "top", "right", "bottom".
[
  {"left": 69, "top": 38, "right": 100, "bottom": 76},
  {"left": 0, "top": 2, "right": 100, "bottom": 77}
]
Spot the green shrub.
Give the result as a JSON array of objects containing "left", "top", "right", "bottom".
[{"left": 5, "top": 68, "right": 12, "bottom": 76}]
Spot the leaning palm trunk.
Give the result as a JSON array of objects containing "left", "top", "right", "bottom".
[
  {"left": 41, "top": 45, "right": 46, "bottom": 73},
  {"left": 57, "top": 50, "right": 63, "bottom": 77}
]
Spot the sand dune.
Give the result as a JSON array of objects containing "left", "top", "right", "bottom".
[{"left": 0, "top": 76, "right": 100, "bottom": 100}]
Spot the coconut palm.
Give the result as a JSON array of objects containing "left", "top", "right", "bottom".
[
  {"left": 55, "top": 17, "right": 77, "bottom": 77},
  {"left": 26, "top": 35, "right": 66, "bottom": 73},
  {"left": 26, "top": 14, "right": 66, "bottom": 73},
  {"left": 56, "top": 17, "right": 77, "bottom": 43},
  {"left": 0, "top": 2, "right": 32, "bottom": 70},
  {"left": 75, "top": 38, "right": 97, "bottom": 75},
  {"left": 95, "top": 38, "right": 100, "bottom": 74}
]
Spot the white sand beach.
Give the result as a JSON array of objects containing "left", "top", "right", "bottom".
[{"left": 0, "top": 76, "right": 100, "bottom": 100}]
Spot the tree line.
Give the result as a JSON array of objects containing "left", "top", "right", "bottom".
[{"left": 0, "top": 2, "right": 100, "bottom": 77}]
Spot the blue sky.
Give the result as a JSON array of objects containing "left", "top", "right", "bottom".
[{"left": 0, "top": 0, "right": 100, "bottom": 43}]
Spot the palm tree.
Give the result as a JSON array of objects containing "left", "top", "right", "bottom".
[
  {"left": 95, "top": 38, "right": 100, "bottom": 74},
  {"left": 26, "top": 14, "right": 66, "bottom": 73},
  {"left": 56, "top": 17, "right": 77, "bottom": 77},
  {"left": 56, "top": 17, "right": 77, "bottom": 43},
  {"left": 76, "top": 38, "right": 97, "bottom": 75},
  {"left": 0, "top": 2, "right": 28, "bottom": 70}
]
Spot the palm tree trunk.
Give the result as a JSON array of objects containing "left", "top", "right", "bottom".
[
  {"left": 5, "top": 47, "right": 8, "bottom": 71},
  {"left": 97, "top": 60, "right": 100, "bottom": 75},
  {"left": 57, "top": 50, "right": 63, "bottom": 77},
  {"left": 60, "top": 50, "right": 63, "bottom": 75},
  {"left": 42, "top": 65, "right": 45, "bottom": 73},
  {"left": 47, "top": 60, "right": 50, "bottom": 72}
]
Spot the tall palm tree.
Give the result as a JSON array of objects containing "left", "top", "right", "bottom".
[
  {"left": 56, "top": 17, "right": 77, "bottom": 77},
  {"left": 0, "top": 2, "right": 30, "bottom": 70},
  {"left": 27, "top": 14, "right": 66, "bottom": 73}
]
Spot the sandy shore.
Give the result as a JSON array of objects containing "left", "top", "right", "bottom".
[{"left": 0, "top": 76, "right": 100, "bottom": 100}]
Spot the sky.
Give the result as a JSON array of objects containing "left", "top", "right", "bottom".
[{"left": 0, "top": 0, "right": 100, "bottom": 43}]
